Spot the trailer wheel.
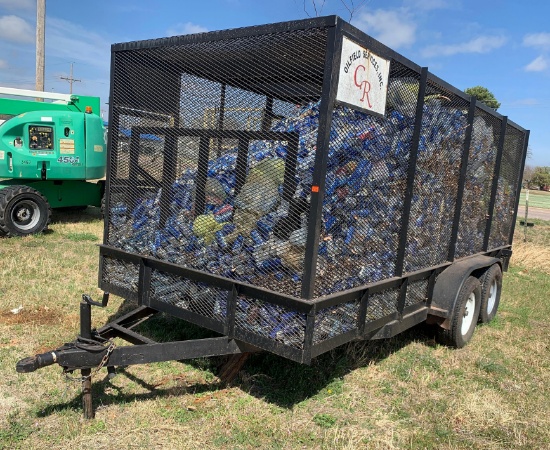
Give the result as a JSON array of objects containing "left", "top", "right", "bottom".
[
  {"left": 0, "top": 185, "right": 51, "bottom": 236},
  {"left": 437, "top": 276, "right": 481, "bottom": 348},
  {"left": 479, "top": 264, "right": 502, "bottom": 323}
]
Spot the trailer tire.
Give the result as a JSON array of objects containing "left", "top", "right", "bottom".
[
  {"left": 437, "top": 276, "right": 481, "bottom": 348},
  {"left": 479, "top": 264, "right": 502, "bottom": 323},
  {"left": 0, "top": 185, "right": 51, "bottom": 236}
]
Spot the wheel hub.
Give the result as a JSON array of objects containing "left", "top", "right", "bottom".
[
  {"left": 461, "top": 292, "right": 476, "bottom": 336},
  {"left": 11, "top": 200, "right": 40, "bottom": 230}
]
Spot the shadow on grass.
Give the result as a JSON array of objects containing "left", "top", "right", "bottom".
[
  {"left": 36, "top": 373, "right": 224, "bottom": 418},
  {"left": 36, "top": 300, "right": 438, "bottom": 417},
  {"left": 50, "top": 206, "right": 102, "bottom": 225}
]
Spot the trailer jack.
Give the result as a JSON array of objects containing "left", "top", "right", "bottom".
[{"left": 16, "top": 295, "right": 258, "bottom": 419}]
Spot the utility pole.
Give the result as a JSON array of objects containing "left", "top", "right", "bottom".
[
  {"left": 60, "top": 62, "right": 81, "bottom": 94},
  {"left": 35, "top": 0, "right": 46, "bottom": 97}
]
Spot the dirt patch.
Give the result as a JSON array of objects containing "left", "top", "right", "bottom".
[{"left": 0, "top": 306, "right": 65, "bottom": 326}]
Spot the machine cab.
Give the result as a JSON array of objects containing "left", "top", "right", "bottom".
[{"left": 0, "top": 110, "right": 105, "bottom": 180}]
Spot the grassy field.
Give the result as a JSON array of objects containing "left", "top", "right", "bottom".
[
  {"left": 519, "top": 188, "right": 550, "bottom": 209},
  {"left": 0, "top": 209, "right": 549, "bottom": 449}
]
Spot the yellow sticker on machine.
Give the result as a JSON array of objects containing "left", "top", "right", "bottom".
[
  {"left": 59, "top": 138, "right": 75, "bottom": 154},
  {"left": 94, "top": 145, "right": 103, "bottom": 152}
]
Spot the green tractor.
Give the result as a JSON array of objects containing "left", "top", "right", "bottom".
[{"left": 0, "top": 87, "right": 107, "bottom": 236}]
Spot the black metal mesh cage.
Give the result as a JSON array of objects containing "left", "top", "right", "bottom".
[
  {"left": 100, "top": 17, "right": 528, "bottom": 360},
  {"left": 488, "top": 123, "right": 525, "bottom": 249},
  {"left": 106, "top": 25, "right": 329, "bottom": 298},
  {"left": 455, "top": 108, "right": 502, "bottom": 258},
  {"left": 404, "top": 77, "right": 470, "bottom": 273}
]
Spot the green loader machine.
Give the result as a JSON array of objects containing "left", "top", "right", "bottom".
[{"left": 0, "top": 87, "right": 106, "bottom": 236}]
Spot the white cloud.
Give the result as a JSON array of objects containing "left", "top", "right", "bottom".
[
  {"left": 0, "top": 0, "right": 34, "bottom": 10},
  {"left": 166, "top": 22, "right": 208, "bottom": 37},
  {"left": 0, "top": 59, "right": 7, "bottom": 69},
  {"left": 523, "top": 32, "right": 550, "bottom": 50},
  {"left": 353, "top": 9, "right": 416, "bottom": 48},
  {"left": 402, "top": 0, "right": 449, "bottom": 11},
  {"left": 525, "top": 55, "right": 548, "bottom": 72},
  {"left": 422, "top": 35, "right": 506, "bottom": 57},
  {"left": 510, "top": 98, "right": 540, "bottom": 106},
  {"left": 0, "top": 15, "right": 34, "bottom": 44},
  {"left": 46, "top": 17, "right": 111, "bottom": 72}
]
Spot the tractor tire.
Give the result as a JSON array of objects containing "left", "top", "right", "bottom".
[
  {"left": 479, "top": 264, "right": 502, "bottom": 323},
  {"left": 0, "top": 185, "right": 51, "bottom": 236},
  {"left": 436, "top": 276, "right": 481, "bottom": 349}
]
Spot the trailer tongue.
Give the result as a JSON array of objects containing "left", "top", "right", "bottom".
[{"left": 16, "top": 15, "right": 528, "bottom": 419}]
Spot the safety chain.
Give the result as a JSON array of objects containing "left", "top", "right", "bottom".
[{"left": 64, "top": 340, "right": 116, "bottom": 382}]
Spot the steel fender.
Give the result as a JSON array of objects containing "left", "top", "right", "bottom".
[{"left": 429, "top": 255, "right": 501, "bottom": 326}]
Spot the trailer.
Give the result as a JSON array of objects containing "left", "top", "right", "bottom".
[{"left": 16, "top": 16, "right": 529, "bottom": 418}]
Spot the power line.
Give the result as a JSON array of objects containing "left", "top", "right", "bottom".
[{"left": 59, "top": 62, "right": 81, "bottom": 94}]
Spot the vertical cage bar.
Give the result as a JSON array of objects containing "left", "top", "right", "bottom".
[
  {"left": 138, "top": 259, "right": 152, "bottom": 307},
  {"left": 301, "top": 22, "right": 343, "bottom": 299},
  {"left": 483, "top": 117, "right": 508, "bottom": 251},
  {"left": 394, "top": 67, "right": 429, "bottom": 276},
  {"left": 397, "top": 278, "right": 408, "bottom": 316},
  {"left": 103, "top": 51, "right": 119, "bottom": 245},
  {"left": 261, "top": 96, "right": 273, "bottom": 132},
  {"left": 194, "top": 136, "right": 210, "bottom": 217},
  {"left": 234, "top": 137, "right": 249, "bottom": 197},
  {"left": 357, "top": 290, "right": 369, "bottom": 337},
  {"left": 302, "top": 309, "right": 316, "bottom": 363},
  {"left": 216, "top": 83, "right": 226, "bottom": 157},
  {"left": 508, "top": 130, "right": 530, "bottom": 244},
  {"left": 282, "top": 135, "right": 299, "bottom": 202},
  {"left": 448, "top": 98, "right": 477, "bottom": 261}
]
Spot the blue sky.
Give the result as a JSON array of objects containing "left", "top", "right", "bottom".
[{"left": 0, "top": 0, "right": 548, "bottom": 166}]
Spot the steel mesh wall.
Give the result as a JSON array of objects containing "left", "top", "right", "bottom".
[
  {"left": 488, "top": 124, "right": 525, "bottom": 248},
  {"left": 405, "top": 279, "right": 429, "bottom": 307},
  {"left": 234, "top": 295, "right": 306, "bottom": 349},
  {"left": 314, "top": 62, "right": 417, "bottom": 296},
  {"left": 105, "top": 27, "right": 329, "bottom": 298},
  {"left": 313, "top": 300, "right": 360, "bottom": 344},
  {"left": 366, "top": 287, "right": 400, "bottom": 322},
  {"left": 150, "top": 269, "right": 229, "bottom": 321},
  {"left": 101, "top": 256, "right": 139, "bottom": 300},
  {"left": 404, "top": 79, "right": 470, "bottom": 272},
  {"left": 455, "top": 109, "right": 502, "bottom": 258}
]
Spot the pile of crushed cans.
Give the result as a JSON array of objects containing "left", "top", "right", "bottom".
[{"left": 106, "top": 89, "right": 513, "bottom": 344}]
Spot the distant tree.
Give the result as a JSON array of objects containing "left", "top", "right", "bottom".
[
  {"left": 531, "top": 166, "right": 550, "bottom": 189},
  {"left": 464, "top": 86, "right": 501, "bottom": 110},
  {"left": 522, "top": 164, "right": 535, "bottom": 188}
]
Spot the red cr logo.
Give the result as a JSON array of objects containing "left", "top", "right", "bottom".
[{"left": 354, "top": 65, "right": 372, "bottom": 108}]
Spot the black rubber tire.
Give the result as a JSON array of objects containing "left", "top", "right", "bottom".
[
  {"left": 437, "top": 276, "right": 481, "bottom": 349},
  {"left": 479, "top": 264, "right": 502, "bottom": 323},
  {"left": 0, "top": 185, "right": 51, "bottom": 236}
]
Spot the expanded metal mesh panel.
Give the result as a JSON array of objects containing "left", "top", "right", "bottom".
[
  {"left": 234, "top": 295, "right": 306, "bottom": 349},
  {"left": 366, "top": 287, "right": 400, "bottom": 322},
  {"left": 404, "top": 80, "right": 469, "bottom": 272},
  {"left": 314, "top": 62, "right": 417, "bottom": 296},
  {"left": 101, "top": 256, "right": 139, "bottom": 296},
  {"left": 489, "top": 124, "right": 525, "bottom": 249},
  {"left": 150, "top": 269, "right": 228, "bottom": 320},
  {"left": 105, "top": 26, "right": 329, "bottom": 298},
  {"left": 313, "top": 300, "right": 359, "bottom": 344},
  {"left": 455, "top": 109, "right": 501, "bottom": 258},
  {"left": 405, "top": 279, "right": 429, "bottom": 307}
]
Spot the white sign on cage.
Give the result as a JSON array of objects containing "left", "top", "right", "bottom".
[{"left": 336, "top": 36, "right": 390, "bottom": 116}]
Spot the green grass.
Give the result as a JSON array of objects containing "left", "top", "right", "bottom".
[
  {"left": 519, "top": 188, "right": 550, "bottom": 209},
  {"left": 0, "top": 209, "right": 549, "bottom": 449}
]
